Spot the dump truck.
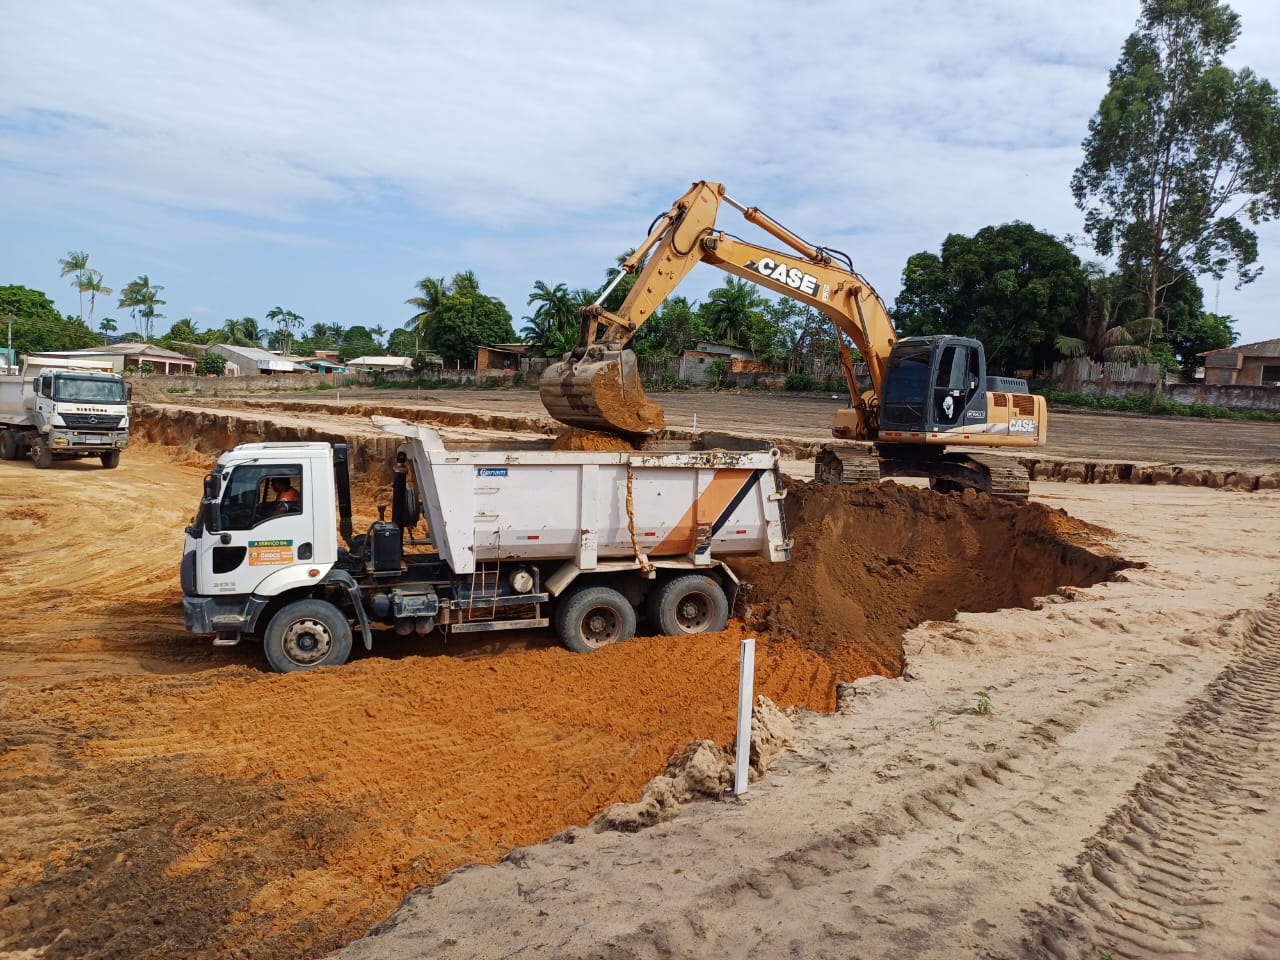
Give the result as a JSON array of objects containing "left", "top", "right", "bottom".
[
  {"left": 540, "top": 180, "right": 1047, "bottom": 497},
  {"left": 181, "top": 417, "right": 792, "bottom": 673},
  {"left": 0, "top": 354, "right": 131, "bottom": 468}
]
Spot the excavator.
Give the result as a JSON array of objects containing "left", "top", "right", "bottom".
[{"left": 539, "top": 180, "right": 1047, "bottom": 498}]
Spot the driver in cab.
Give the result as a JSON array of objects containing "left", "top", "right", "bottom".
[{"left": 269, "top": 476, "right": 300, "bottom": 515}]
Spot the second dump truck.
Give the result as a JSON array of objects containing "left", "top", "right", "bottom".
[{"left": 181, "top": 417, "right": 792, "bottom": 672}]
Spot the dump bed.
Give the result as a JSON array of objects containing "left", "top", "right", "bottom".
[{"left": 375, "top": 418, "right": 791, "bottom": 575}]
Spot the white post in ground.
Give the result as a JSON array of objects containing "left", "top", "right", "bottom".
[{"left": 734, "top": 637, "right": 756, "bottom": 796}]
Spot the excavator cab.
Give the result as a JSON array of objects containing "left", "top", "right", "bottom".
[{"left": 878, "top": 336, "right": 990, "bottom": 436}]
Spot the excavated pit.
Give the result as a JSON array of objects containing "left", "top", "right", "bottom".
[{"left": 0, "top": 404, "right": 1128, "bottom": 960}]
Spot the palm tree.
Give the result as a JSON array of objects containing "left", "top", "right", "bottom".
[
  {"left": 370, "top": 324, "right": 387, "bottom": 348},
  {"left": 241, "top": 317, "right": 263, "bottom": 348},
  {"left": 80, "top": 271, "right": 112, "bottom": 327},
  {"left": 1055, "top": 265, "right": 1152, "bottom": 364},
  {"left": 117, "top": 275, "right": 166, "bottom": 341},
  {"left": 700, "top": 277, "right": 767, "bottom": 348},
  {"left": 59, "top": 250, "right": 91, "bottom": 322},
  {"left": 266, "top": 306, "right": 303, "bottom": 355},
  {"left": 98, "top": 317, "right": 117, "bottom": 336},
  {"left": 406, "top": 275, "right": 446, "bottom": 349},
  {"left": 522, "top": 281, "right": 580, "bottom": 357}
]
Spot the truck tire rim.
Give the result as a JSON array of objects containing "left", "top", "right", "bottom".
[
  {"left": 281, "top": 617, "right": 332, "bottom": 666},
  {"left": 582, "top": 608, "right": 622, "bottom": 646},
  {"left": 674, "top": 593, "right": 713, "bottom": 632}
]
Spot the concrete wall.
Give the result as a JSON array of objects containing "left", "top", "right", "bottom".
[{"left": 1164, "top": 382, "right": 1280, "bottom": 413}]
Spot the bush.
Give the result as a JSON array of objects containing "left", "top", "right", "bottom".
[
  {"left": 195, "top": 352, "right": 227, "bottom": 376},
  {"left": 784, "top": 373, "right": 817, "bottom": 392}
]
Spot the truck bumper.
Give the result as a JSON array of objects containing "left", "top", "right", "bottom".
[
  {"left": 183, "top": 593, "right": 268, "bottom": 636},
  {"left": 49, "top": 428, "right": 129, "bottom": 452}
]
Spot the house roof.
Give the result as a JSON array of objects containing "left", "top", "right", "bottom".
[
  {"left": 1200, "top": 338, "right": 1280, "bottom": 359},
  {"left": 210, "top": 344, "right": 308, "bottom": 371},
  {"left": 347, "top": 355, "right": 412, "bottom": 368},
  {"left": 81, "top": 343, "right": 194, "bottom": 361}
]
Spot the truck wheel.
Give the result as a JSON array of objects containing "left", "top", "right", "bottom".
[
  {"left": 32, "top": 438, "right": 53, "bottom": 470},
  {"left": 262, "top": 599, "right": 353, "bottom": 673},
  {"left": 99, "top": 450, "right": 121, "bottom": 469},
  {"left": 555, "top": 585, "right": 636, "bottom": 653},
  {"left": 651, "top": 574, "right": 729, "bottom": 636},
  {"left": 0, "top": 430, "right": 16, "bottom": 461}
]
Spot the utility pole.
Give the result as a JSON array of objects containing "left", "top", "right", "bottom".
[{"left": 4, "top": 313, "right": 13, "bottom": 373}]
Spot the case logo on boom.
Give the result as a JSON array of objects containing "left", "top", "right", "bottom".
[{"left": 746, "top": 257, "right": 819, "bottom": 296}]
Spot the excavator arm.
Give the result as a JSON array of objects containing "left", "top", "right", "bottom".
[{"left": 540, "top": 181, "right": 898, "bottom": 437}]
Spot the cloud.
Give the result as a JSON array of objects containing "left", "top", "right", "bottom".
[{"left": 2, "top": 0, "right": 1278, "bottom": 342}]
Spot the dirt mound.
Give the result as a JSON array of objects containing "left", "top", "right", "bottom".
[
  {"left": 550, "top": 428, "right": 636, "bottom": 451},
  {"left": 732, "top": 482, "right": 1127, "bottom": 680}
]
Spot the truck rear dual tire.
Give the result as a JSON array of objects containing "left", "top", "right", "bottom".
[
  {"left": 648, "top": 574, "right": 730, "bottom": 636},
  {"left": 263, "top": 599, "right": 353, "bottom": 673},
  {"left": 0, "top": 430, "right": 16, "bottom": 461},
  {"left": 555, "top": 585, "right": 637, "bottom": 653}
]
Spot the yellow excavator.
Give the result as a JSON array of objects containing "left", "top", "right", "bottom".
[{"left": 539, "top": 181, "right": 1047, "bottom": 497}]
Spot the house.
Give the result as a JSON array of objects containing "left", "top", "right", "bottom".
[
  {"left": 209, "top": 344, "right": 309, "bottom": 375},
  {"left": 1199, "top": 339, "right": 1280, "bottom": 386},
  {"left": 476, "top": 343, "right": 528, "bottom": 380},
  {"left": 346, "top": 355, "right": 413, "bottom": 373},
  {"left": 677, "top": 342, "right": 776, "bottom": 385},
  {"left": 36, "top": 344, "right": 196, "bottom": 375}
]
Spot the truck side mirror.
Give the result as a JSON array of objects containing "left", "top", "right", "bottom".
[{"left": 202, "top": 499, "right": 220, "bottom": 534}]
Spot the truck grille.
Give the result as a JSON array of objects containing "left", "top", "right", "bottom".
[{"left": 61, "top": 413, "right": 123, "bottom": 429}]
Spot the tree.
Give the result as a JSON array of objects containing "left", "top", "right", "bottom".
[
  {"left": 196, "top": 351, "right": 227, "bottom": 376},
  {"left": 117, "top": 275, "right": 166, "bottom": 341},
  {"left": 893, "top": 223, "right": 1086, "bottom": 373},
  {"left": 58, "top": 250, "right": 90, "bottom": 322},
  {"left": 265, "top": 306, "right": 303, "bottom": 355},
  {"left": 697, "top": 277, "right": 767, "bottom": 348},
  {"left": 98, "top": 317, "right": 117, "bottom": 336},
  {"left": 0, "top": 285, "right": 101, "bottom": 355},
  {"left": 80, "top": 271, "right": 112, "bottom": 328},
  {"left": 1072, "top": 0, "right": 1280, "bottom": 324},
  {"left": 405, "top": 275, "right": 447, "bottom": 348},
  {"left": 406, "top": 271, "right": 515, "bottom": 362},
  {"left": 338, "top": 325, "right": 383, "bottom": 363},
  {"left": 1169, "top": 311, "right": 1236, "bottom": 375},
  {"left": 162, "top": 317, "right": 201, "bottom": 346},
  {"left": 386, "top": 327, "right": 416, "bottom": 356},
  {"left": 521, "top": 280, "right": 580, "bottom": 358}
]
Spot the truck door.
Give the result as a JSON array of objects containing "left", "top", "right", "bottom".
[{"left": 195, "top": 462, "right": 314, "bottom": 596}]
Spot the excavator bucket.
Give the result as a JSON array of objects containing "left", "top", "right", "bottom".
[{"left": 539, "top": 348, "right": 665, "bottom": 435}]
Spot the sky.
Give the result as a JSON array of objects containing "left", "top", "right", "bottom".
[{"left": 3, "top": 0, "right": 1279, "bottom": 348}]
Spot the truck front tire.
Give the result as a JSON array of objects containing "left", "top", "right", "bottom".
[
  {"left": 555, "top": 585, "right": 636, "bottom": 653},
  {"left": 32, "top": 438, "right": 53, "bottom": 469},
  {"left": 651, "top": 574, "right": 729, "bottom": 636},
  {"left": 100, "top": 450, "right": 121, "bottom": 469},
  {"left": 263, "top": 598, "right": 353, "bottom": 673}
]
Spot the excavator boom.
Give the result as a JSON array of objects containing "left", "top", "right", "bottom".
[{"left": 539, "top": 181, "right": 897, "bottom": 437}]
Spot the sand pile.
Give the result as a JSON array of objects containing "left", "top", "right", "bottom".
[
  {"left": 732, "top": 481, "right": 1127, "bottom": 680},
  {"left": 550, "top": 428, "right": 636, "bottom": 451}
]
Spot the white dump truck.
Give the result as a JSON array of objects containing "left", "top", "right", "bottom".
[
  {"left": 0, "top": 355, "right": 131, "bottom": 468},
  {"left": 181, "top": 417, "right": 792, "bottom": 672}
]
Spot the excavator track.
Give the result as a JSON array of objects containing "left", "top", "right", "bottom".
[
  {"left": 932, "top": 453, "right": 1030, "bottom": 500},
  {"left": 814, "top": 445, "right": 881, "bottom": 485}
]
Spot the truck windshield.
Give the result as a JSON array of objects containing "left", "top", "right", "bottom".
[{"left": 53, "top": 376, "right": 126, "bottom": 403}]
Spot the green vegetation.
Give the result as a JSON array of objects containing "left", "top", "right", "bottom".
[
  {"left": 1038, "top": 387, "right": 1280, "bottom": 422},
  {"left": 1073, "top": 0, "right": 1280, "bottom": 322},
  {"left": 968, "top": 692, "right": 994, "bottom": 716}
]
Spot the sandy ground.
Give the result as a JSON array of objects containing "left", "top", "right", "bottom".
[
  {"left": 333, "top": 481, "right": 1280, "bottom": 960},
  {"left": 1, "top": 396, "right": 1278, "bottom": 960}
]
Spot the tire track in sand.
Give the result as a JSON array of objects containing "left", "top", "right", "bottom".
[{"left": 1027, "top": 593, "right": 1280, "bottom": 959}]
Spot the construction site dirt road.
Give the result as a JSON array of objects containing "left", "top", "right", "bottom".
[{"left": 1, "top": 392, "right": 1278, "bottom": 960}]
